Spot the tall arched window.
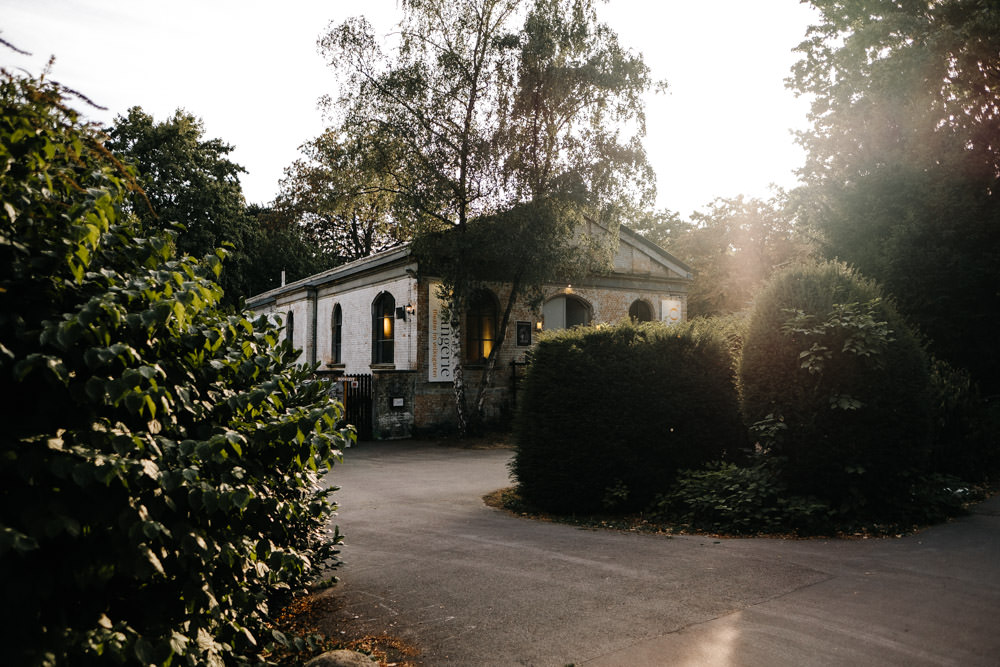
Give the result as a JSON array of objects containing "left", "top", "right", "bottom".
[
  {"left": 285, "top": 310, "right": 295, "bottom": 348},
  {"left": 629, "top": 299, "right": 652, "bottom": 322},
  {"left": 331, "top": 304, "right": 342, "bottom": 364},
  {"left": 465, "top": 289, "right": 498, "bottom": 363},
  {"left": 372, "top": 292, "right": 395, "bottom": 365},
  {"left": 542, "top": 295, "right": 591, "bottom": 330}
]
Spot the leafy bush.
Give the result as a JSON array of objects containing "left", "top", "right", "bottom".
[
  {"left": 0, "top": 71, "right": 350, "bottom": 665},
  {"left": 512, "top": 319, "right": 745, "bottom": 514},
  {"left": 926, "top": 358, "right": 1000, "bottom": 482},
  {"left": 739, "top": 262, "right": 931, "bottom": 517},
  {"left": 687, "top": 313, "right": 748, "bottom": 376},
  {"left": 649, "top": 461, "right": 830, "bottom": 536}
]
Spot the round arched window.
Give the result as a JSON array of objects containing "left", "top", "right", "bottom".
[
  {"left": 629, "top": 299, "right": 652, "bottom": 322},
  {"left": 372, "top": 292, "right": 395, "bottom": 364},
  {"left": 542, "top": 295, "right": 592, "bottom": 330}
]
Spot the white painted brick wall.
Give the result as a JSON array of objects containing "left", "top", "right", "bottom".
[{"left": 316, "top": 276, "right": 418, "bottom": 374}]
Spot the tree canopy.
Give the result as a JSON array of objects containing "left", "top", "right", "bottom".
[
  {"left": 790, "top": 0, "right": 1000, "bottom": 390},
  {"left": 634, "top": 194, "right": 814, "bottom": 318},
  {"left": 273, "top": 126, "right": 411, "bottom": 262},
  {"left": 106, "top": 108, "right": 253, "bottom": 306},
  {"left": 106, "top": 107, "right": 337, "bottom": 306}
]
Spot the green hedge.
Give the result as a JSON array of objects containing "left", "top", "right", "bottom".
[
  {"left": 1, "top": 71, "right": 350, "bottom": 665},
  {"left": 739, "top": 262, "right": 931, "bottom": 516},
  {"left": 512, "top": 319, "right": 745, "bottom": 514}
]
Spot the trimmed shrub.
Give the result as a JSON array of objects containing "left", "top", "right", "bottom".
[
  {"left": 0, "top": 72, "right": 350, "bottom": 665},
  {"left": 739, "top": 262, "right": 931, "bottom": 517},
  {"left": 512, "top": 319, "right": 745, "bottom": 514}
]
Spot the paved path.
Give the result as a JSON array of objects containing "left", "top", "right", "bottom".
[{"left": 324, "top": 440, "right": 1000, "bottom": 666}]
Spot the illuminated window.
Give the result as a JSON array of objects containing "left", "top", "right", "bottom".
[
  {"left": 372, "top": 293, "right": 395, "bottom": 364},
  {"left": 466, "top": 289, "right": 498, "bottom": 363},
  {"left": 542, "top": 295, "right": 591, "bottom": 330},
  {"left": 331, "top": 304, "right": 342, "bottom": 364},
  {"left": 629, "top": 299, "right": 652, "bottom": 322}
]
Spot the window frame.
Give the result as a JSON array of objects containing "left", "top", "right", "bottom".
[
  {"left": 465, "top": 289, "right": 499, "bottom": 364},
  {"left": 371, "top": 292, "right": 395, "bottom": 365},
  {"left": 331, "top": 303, "right": 343, "bottom": 364}
]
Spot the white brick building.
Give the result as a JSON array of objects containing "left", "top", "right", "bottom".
[{"left": 246, "top": 225, "right": 692, "bottom": 438}]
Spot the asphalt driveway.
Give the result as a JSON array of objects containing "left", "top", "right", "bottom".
[{"left": 323, "top": 439, "right": 1000, "bottom": 666}]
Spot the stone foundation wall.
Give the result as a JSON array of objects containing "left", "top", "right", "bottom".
[{"left": 372, "top": 369, "right": 416, "bottom": 440}]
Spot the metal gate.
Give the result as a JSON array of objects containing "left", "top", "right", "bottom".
[{"left": 341, "top": 374, "right": 373, "bottom": 441}]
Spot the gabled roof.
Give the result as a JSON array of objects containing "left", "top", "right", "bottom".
[
  {"left": 245, "top": 223, "right": 692, "bottom": 308},
  {"left": 618, "top": 224, "right": 694, "bottom": 279},
  {"left": 245, "top": 244, "right": 412, "bottom": 308}
]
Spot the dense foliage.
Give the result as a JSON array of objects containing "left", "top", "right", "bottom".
[
  {"left": 105, "top": 107, "right": 255, "bottom": 306},
  {"left": 0, "top": 72, "right": 349, "bottom": 665},
  {"left": 512, "top": 320, "right": 744, "bottom": 514},
  {"left": 649, "top": 461, "right": 829, "bottom": 536},
  {"left": 106, "top": 108, "right": 335, "bottom": 307},
  {"left": 739, "top": 262, "right": 931, "bottom": 517},
  {"left": 790, "top": 0, "right": 1000, "bottom": 392},
  {"left": 632, "top": 194, "right": 815, "bottom": 318},
  {"left": 273, "top": 126, "right": 412, "bottom": 262}
]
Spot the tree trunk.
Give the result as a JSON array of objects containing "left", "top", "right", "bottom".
[
  {"left": 450, "top": 310, "right": 469, "bottom": 436},
  {"left": 473, "top": 276, "right": 520, "bottom": 427}
]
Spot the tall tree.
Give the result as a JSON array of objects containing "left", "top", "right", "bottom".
[
  {"left": 321, "top": 0, "right": 653, "bottom": 432},
  {"left": 105, "top": 107, "right": 255, "bottom": 306},
  {"left": 242, "top": 204, "right": 340, "bottom": 296},
  {"left": 273, "top": 127, "right": 412, "bottom": 262},
  {"left": 677, "top": 194, "right": 814, "bottom": 317},
  {"left": 789, "top": 0, "right": 1000, "bottom": 390}
]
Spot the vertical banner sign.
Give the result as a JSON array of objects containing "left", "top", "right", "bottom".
[
  {"left": 661, "top": 298, "right": 682, "bottom": 325},
  {"left": 428, "top": 282, "right": 453, "bottom": 382}
]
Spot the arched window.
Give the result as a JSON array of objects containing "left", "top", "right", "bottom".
[
  {"left": 331, "top": 304, "right": 342, "bottom": 364},
  {"left": 542, "top": 295, "right": 592, "bottom": 330},
  {"left": 629, "top": 299, "right": 653, "bottom": 322},
  {"left": 372, "top": 292, "right": 395, "bottom": 365},
  {"left": 285, "top": 310, "right": 295, "bottom": 348},
  {"left": 466, "top": 289, "right": 498, "bottom": 363}
]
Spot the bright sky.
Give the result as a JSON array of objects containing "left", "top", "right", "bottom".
[{"left": 1, "top": 0, "right": 817, "bottom": 217}]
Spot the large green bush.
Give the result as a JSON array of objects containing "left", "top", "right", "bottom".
[
  {"left": 512, "top": 319, "right": 745, "bottom": 514},
  {"left": 739, "top": 262, "right": 931, "bottom": 516},
  {"left": 0, "top": 71, "right": 350, "bottom": 665}
]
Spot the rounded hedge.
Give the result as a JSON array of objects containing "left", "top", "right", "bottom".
[
  {"left": 512, "top": 319, "right": 745, "bottom": 514},
  {"left": 739, "top": 262, "right": 931, "bottom": 515}
]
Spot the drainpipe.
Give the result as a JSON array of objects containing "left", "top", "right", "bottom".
[{"left": 307, "top": 286, "right": 318, "bottom": 367}]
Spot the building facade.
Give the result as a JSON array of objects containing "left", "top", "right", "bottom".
[{"left": 246, "top": 225, "right": 693, "bottom": 439}]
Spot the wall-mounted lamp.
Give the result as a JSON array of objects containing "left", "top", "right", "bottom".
[
  {"left": 405, "top": 302, "right": 414, "bottom": 316},
  {"left": 535, "top": 320, "right": 543, "bottom": 331}
]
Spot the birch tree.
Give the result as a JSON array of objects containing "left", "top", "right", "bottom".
[{"left": 320, "top": 0, "right": 654, "bottom": 432}]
